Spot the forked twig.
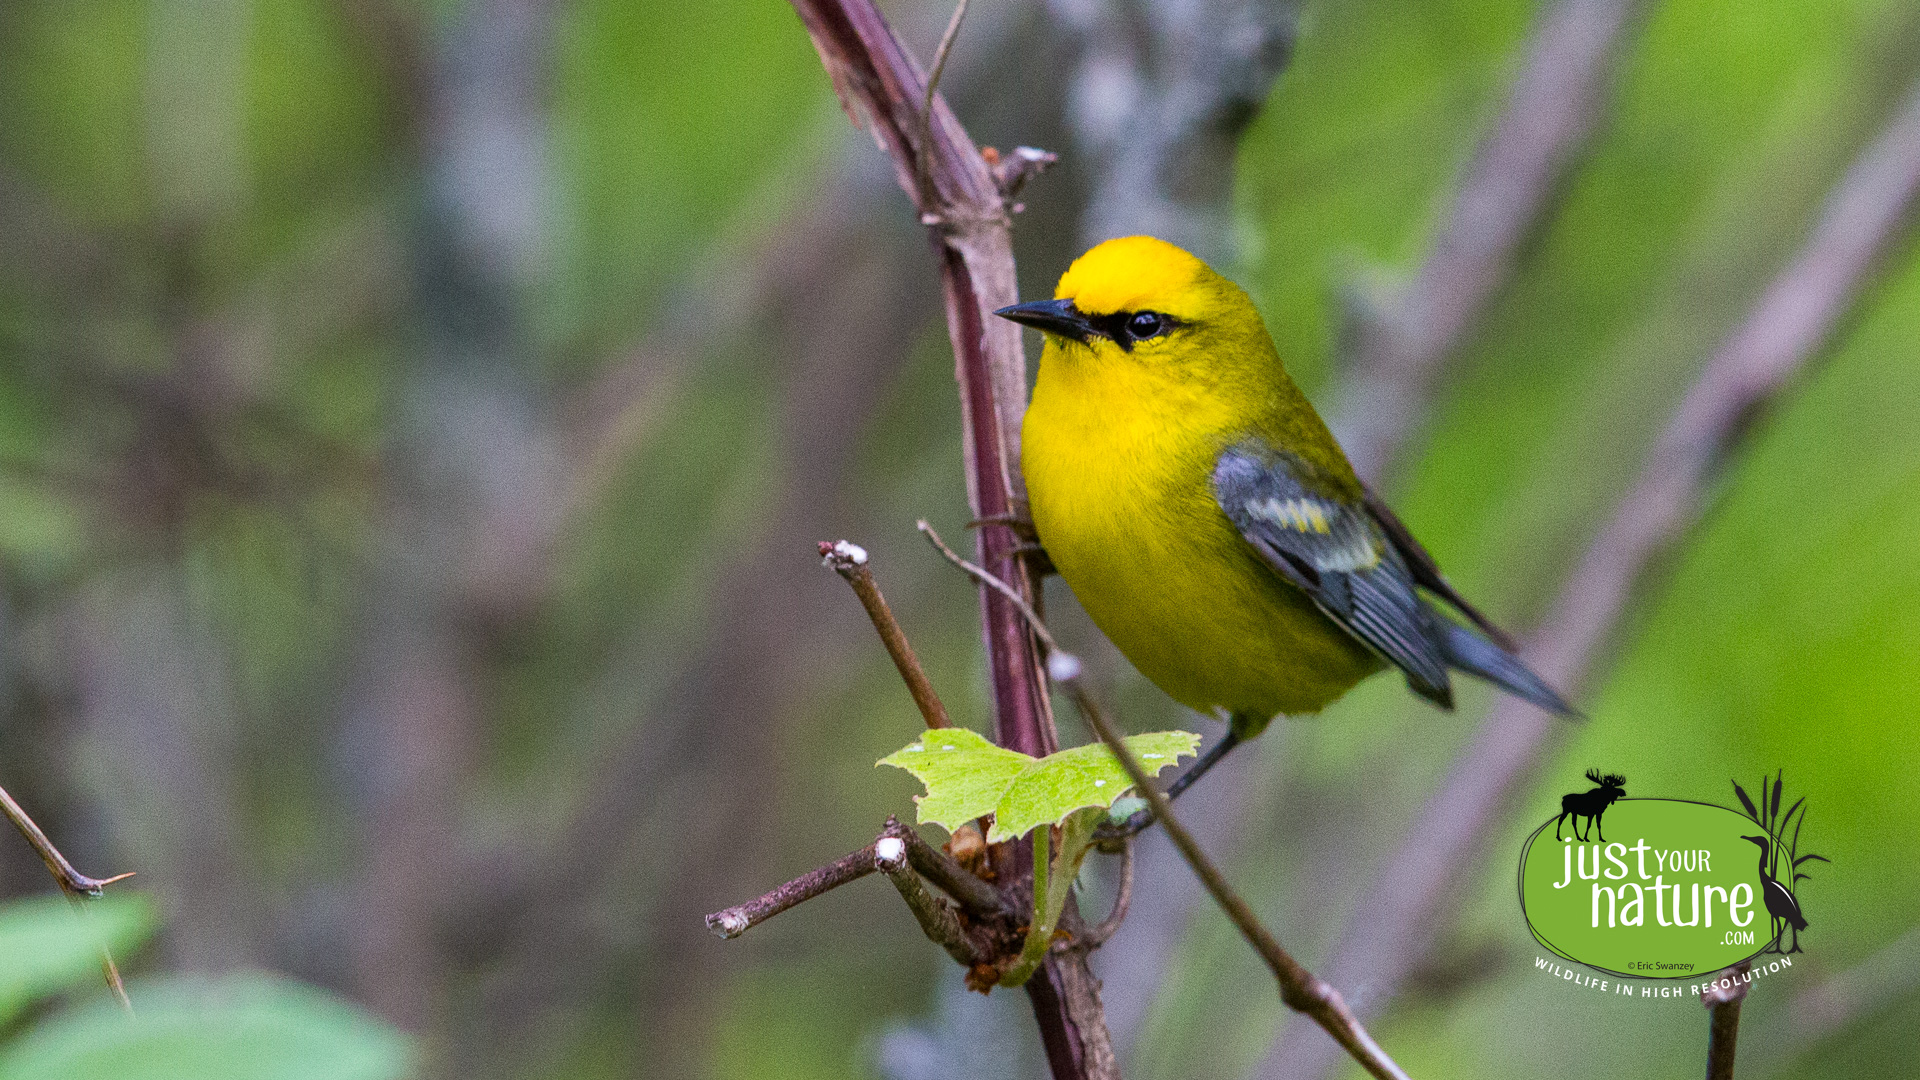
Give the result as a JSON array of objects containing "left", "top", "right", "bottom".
[
  {"left": 875, "top": 831, "right": 980, "bottom": 967},
  {"left": 914, "top": 0, "right": 971, "bottom": 204},
  {"left": 0, "top": 782, "right": 136, "bottom": 1009}
]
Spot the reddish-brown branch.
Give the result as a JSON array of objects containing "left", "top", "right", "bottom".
[
  {"left": 1262, "top": 72, "right": 1920, "bottom": 1080},
  {"left": 788, "top": 3, "right": 1102, "bottom": 1075},
  {"left": 875, "top": 830, "right": 982, "bottom": 968}
]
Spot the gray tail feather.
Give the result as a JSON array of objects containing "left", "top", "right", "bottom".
[{"left": 1435, "top": 618, "right": 1581, "bottom": 718}]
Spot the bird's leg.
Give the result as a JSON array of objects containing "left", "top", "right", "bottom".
[
  {"left": 966, "top": 512, "right": 1054, "bottom": 575},
  {"left": 1097, "top": 730, "right": 1243, "bottom": 843},
  {"left": 966, "top": 507, "right": 1039, "bottom": 543}
]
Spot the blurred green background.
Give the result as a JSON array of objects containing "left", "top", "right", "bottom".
[{"left": 0, "top": 0, "right": 1915, "bottom": 1078}]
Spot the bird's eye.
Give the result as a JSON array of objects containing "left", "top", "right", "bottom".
[{"left": 1127, "top": 311, "right": 1168, "bottom": 340}]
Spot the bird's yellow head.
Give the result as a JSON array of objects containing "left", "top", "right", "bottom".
[{"left": 995, "top": 236, "right": 1281, "bottom": 390}]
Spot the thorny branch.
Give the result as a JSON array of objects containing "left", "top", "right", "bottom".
[
  {"left": 1702, "top": 961, "right": 1752, "bottom": 1080},
  {"left": 0, "top": 781, "right": 135, "bottom": 1009},
  {"left": 1047, "top": 654, "right": 1411, "bottom": 1080},
  {"left": 1263, "top": 71, "right": 1920, "bottom": 1080},
  {"left": 786, "top": 3, "right": 1109, "bottom": 1077}
]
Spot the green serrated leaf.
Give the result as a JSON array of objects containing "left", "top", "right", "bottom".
[
  {"left": 991, "top": 732, "right": 1200, "bottom": 841},
  {"left": 877, "top": 728, "right": 1032, "bottom": 832},
  {"left": 879, "top": 728, "right": 1199, "bottom": 841}
]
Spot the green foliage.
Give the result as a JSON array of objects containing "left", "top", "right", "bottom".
[
  {"left": 550, "top": 0, "right": 832, "bottom": 351},
  {"left": 0, "top": 894, "right": 153, "bottom": 1026},
  {"left": 0, "top": 895, "right": 409, "bottom": 1079},
  {"left": 878, "top": 727, "right": 1199, "bottom": 842},
  {"left": 0, "top": 973, "right": 411, "bottom": 1080}
]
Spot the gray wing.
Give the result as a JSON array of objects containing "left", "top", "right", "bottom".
[
  {"left": 1213, "top": 445, "right": 1579, "bottom": 716},
  {"left": 1212, "top": 446, "right": 1455, "bottom": 708}
]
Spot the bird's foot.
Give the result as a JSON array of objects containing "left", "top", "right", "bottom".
[
  {"left": 965, "top": 514, "right": 1054, "bottom": 575},
  {"left": 967, "top": 511, "right": 1040, "bottom": 543},
  {"left": 1092, "top": 808, "right": 1155, "bottom": 850}
]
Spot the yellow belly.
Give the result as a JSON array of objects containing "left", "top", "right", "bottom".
[{"left": 1022, "top": 361, "right": 1378, "bottom": 721}]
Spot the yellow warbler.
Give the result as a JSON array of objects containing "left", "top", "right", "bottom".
[{"left": 998, "top": 236, "right": 1573, "bottom": 785}]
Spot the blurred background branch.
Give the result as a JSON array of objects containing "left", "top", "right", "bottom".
[
  {"left": 3, "top": 0, "right": 1920, "bottom": 1078},
  {"left": 1328, "top": 0, "right": 1645, "bottom": 485}
]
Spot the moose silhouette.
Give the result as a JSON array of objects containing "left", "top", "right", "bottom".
[{"left": 1555, "top": 769, "right": 1627, "bottom": 842}]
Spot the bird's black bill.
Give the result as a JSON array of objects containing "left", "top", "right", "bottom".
[{"left": 995, "top": 298, "right": 1095, "bottom": 344}]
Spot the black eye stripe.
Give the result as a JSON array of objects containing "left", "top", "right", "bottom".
[{"left": 1088, "top": 310, "right": 1177, "bottom": 351}]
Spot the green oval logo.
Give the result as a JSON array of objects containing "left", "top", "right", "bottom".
[{"left": 1520, "top": 798, "right": 1782, "bottom": 978}]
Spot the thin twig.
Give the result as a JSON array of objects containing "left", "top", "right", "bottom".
[
  {"left": 1068, "top": 841, "right": 1133, "bottom": 952},
  {"left": 1703, "top": 961, "right": 1752, "bottom": 1080},
  {"left": 0, "top": 782, "right": 136, "bottom": 1010},
  {"left": 1263, "top": 71, "right": 1920, "bottom": 1080},
  {"left": 915, "top": 0, "right": 971, "bottom": 204},
  {"left": 918, "top": 520, "right": 1057, "bottom": 652},
  {"left": 876, "top": 831, "right": 981, "bottom": 967},
  {"left": 821, "top": 540, "right": 952, "bottom": 728},
  {"left": 704, "top": 842, "right": 879, "bottom": 939},
  {"left": 0, "top": 783, "right": 135, "bottom": 899},
  {"left": 1048, "top": 655, "right": 1411, "bottom": 1080}
]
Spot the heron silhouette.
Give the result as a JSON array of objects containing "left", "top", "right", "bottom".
[{"left": 1742, "top": 834, "right": 1807, "bottom": 953}]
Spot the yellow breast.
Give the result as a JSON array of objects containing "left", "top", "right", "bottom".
[{"left": 1021, "top": 342, "right": 1378, "bottom": 721}]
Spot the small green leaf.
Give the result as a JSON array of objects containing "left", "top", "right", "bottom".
[
  {"left": 991, "top": 732, "right": 1199, "bottom": 841},
  {"left": 877, "top": 728, "right": 1031, "bottom": 832},
  {"left": 0, "top": 893, "right": 156, "bottom": 1026},
  {"left": 880, "top": 728, "right": 1199, "bottom": 841}
]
